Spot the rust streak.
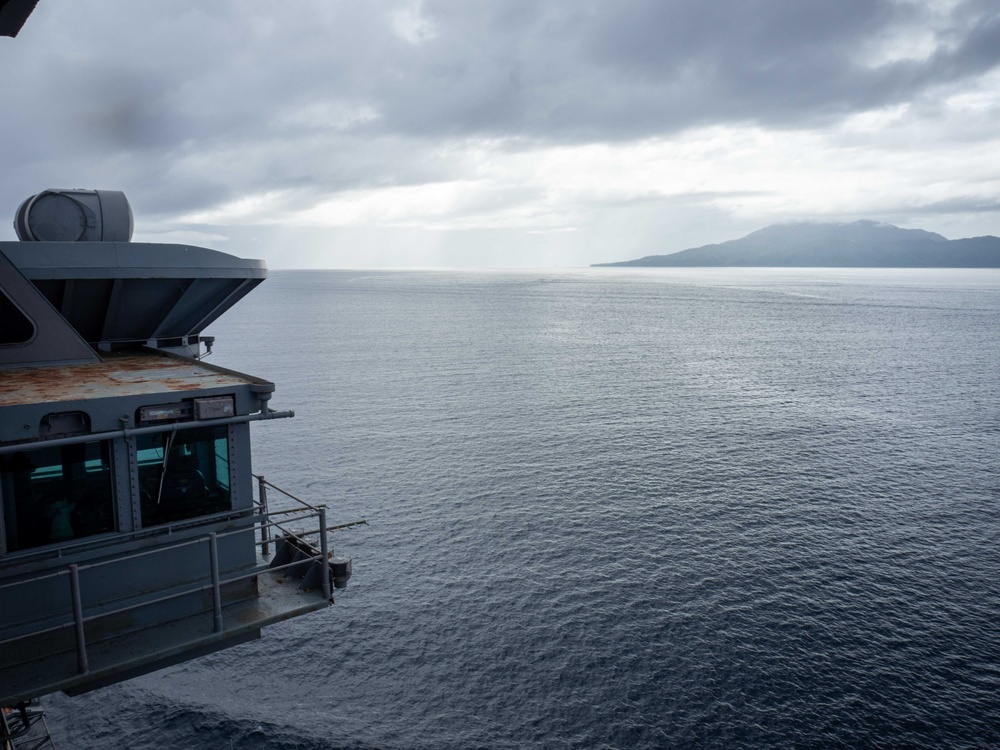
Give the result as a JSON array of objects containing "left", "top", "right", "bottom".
[{"left": 0, "top": 352, "right": 251, "bottom": 406}]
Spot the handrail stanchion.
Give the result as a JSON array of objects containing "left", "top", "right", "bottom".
[
  {"left": 257, "top": 475, "right": 270, "bottom": 557},
  {"left": 319, "top": 508, "right": 332, "bottom": 601},
  {"left": 69, "top": 564, "right": 89, "bottom": 674},
  {"left": 1, "top": 706, "right": 12, "bottom": 748},
  {"left": 209, "top": 533, "right": 223, "bottom": 633}
]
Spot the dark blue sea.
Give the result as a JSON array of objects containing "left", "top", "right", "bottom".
[{"left": 47, "top": 268, "right": 1000, "bottom": 749}]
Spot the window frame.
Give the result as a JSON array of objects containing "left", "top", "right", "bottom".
[
  {"left": 132, "top": 424, "right": 234, "bottom": 529},
  {"left": 0, "top": 438, "right": 118, "bottom": 556}
]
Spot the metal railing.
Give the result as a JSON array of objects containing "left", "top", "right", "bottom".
[
  {"left": 0, "top": 479, "right": 364, "bottom": 686},
  {"left": 0, "top": 701, "right": 53, "bottom": 750},
  {"left": 253, "top": 474, "right": 367, "bottom": 559}
]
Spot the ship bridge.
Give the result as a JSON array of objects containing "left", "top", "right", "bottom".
[{"left": 0, "top": 190, "right": 355, "bottom": 710}]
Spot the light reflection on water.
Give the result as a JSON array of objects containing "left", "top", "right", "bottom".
[{"left": 49, "top": 268, "right": 1000, "bottom": 749}]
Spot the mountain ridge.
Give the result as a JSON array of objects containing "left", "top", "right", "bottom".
[{"left": 592, "top": 220, "right": 1000, "bottom": 267}]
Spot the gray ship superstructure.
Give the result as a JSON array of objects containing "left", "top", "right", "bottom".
[{"left": 0, "top": 190, "right": 353, "bottom": 744}]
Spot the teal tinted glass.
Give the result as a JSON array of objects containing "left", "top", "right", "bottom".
[
  {"left": 137, "top": 425, "right": 231, "bottom": 526},
  {"left": 1, "top": 441, "right": 114, "bottom": 552}
]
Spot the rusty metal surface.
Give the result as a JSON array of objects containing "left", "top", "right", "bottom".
[{"left": 0, "top": 352, "right": 254, "bottom": 407}]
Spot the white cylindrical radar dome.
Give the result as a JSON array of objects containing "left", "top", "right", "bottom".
[{"left": 14, "top": 189, "right": 134, "bottom": 242}]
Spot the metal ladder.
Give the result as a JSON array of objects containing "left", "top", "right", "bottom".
[{"left": 1, "top": 701, "right": 56, "bottom": 750}]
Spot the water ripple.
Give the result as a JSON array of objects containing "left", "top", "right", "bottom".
[{"left": 47, "top": 268, "right": 1000, "bottom": 749}]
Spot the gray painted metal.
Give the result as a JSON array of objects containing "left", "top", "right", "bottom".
[
  {"left": 15, "top": 190, "right": 133, "bottom": 242},
  {"left": 0, "top": 349, "right": 280, "bottom": 443},
  {"left": 0, "top": 409, "right": 294, "bottom": 456},
  {"left": 319, "top": 508, "right": 332, "bottom": 601},
  {"left": 257, "top": 475, "right": 270, "bottom": 556},
  {"left": 0, "top": 188, "right": 352, "bottom": 713},
  {"left": 1, "top": 241, "right": 267, "bottom": 277},
  {"left": 0, "top": 248, "right": 99, "bottom": 368},
  {"left": 0, "top": 503, "right": 337, "bottom": 706},
  {"left": 0, "top": 241, "right": 266, "bottom": 347},
  {"left": 209, "top": 533, "right": 223, "bottom": 632},
  {"left": 69, "top": 564, "right": 88, "bottom": 674},
  {"left": 0, "top": 352, "right": 261, "bottom": 407}
]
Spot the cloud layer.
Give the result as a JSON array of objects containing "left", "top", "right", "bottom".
[{"left": 2, "top": 0, "right": 1000, "bottom": 266}]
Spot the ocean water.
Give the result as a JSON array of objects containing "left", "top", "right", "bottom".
[{"left": 46, "top": 268, "right": 1000, "bottom": 749}]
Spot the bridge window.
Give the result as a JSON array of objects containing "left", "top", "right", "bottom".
[
  {"left": 0, "top": 289, "right": 35, "bottom": 345},
  {"left": 137, "top": 425, "right": 231, "bottom": 527},
  {"left": 1, "top": 441, "right": 115, "bottom": 553}
]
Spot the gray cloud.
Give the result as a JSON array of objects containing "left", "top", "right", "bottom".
[
  {"left": 10, "top": 2, "right": 1000, "bottom": 146},
  {"left": 357, "top": 0, "right": 1000, "bottom": 138},
  {"left": 896, "top": 196, "right": 1000, "bottom": 216},
  {"left": 2, "top": 0, "right": 1000, "bottom": 257}
]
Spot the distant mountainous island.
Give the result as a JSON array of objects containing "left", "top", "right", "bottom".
[{"left": 592, "top": 221, "right": 1000, "bottom": 268}]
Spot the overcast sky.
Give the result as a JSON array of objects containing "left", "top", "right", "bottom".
[{"left": 2, "top": 0, "right": 1000, "bottom": 267}]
